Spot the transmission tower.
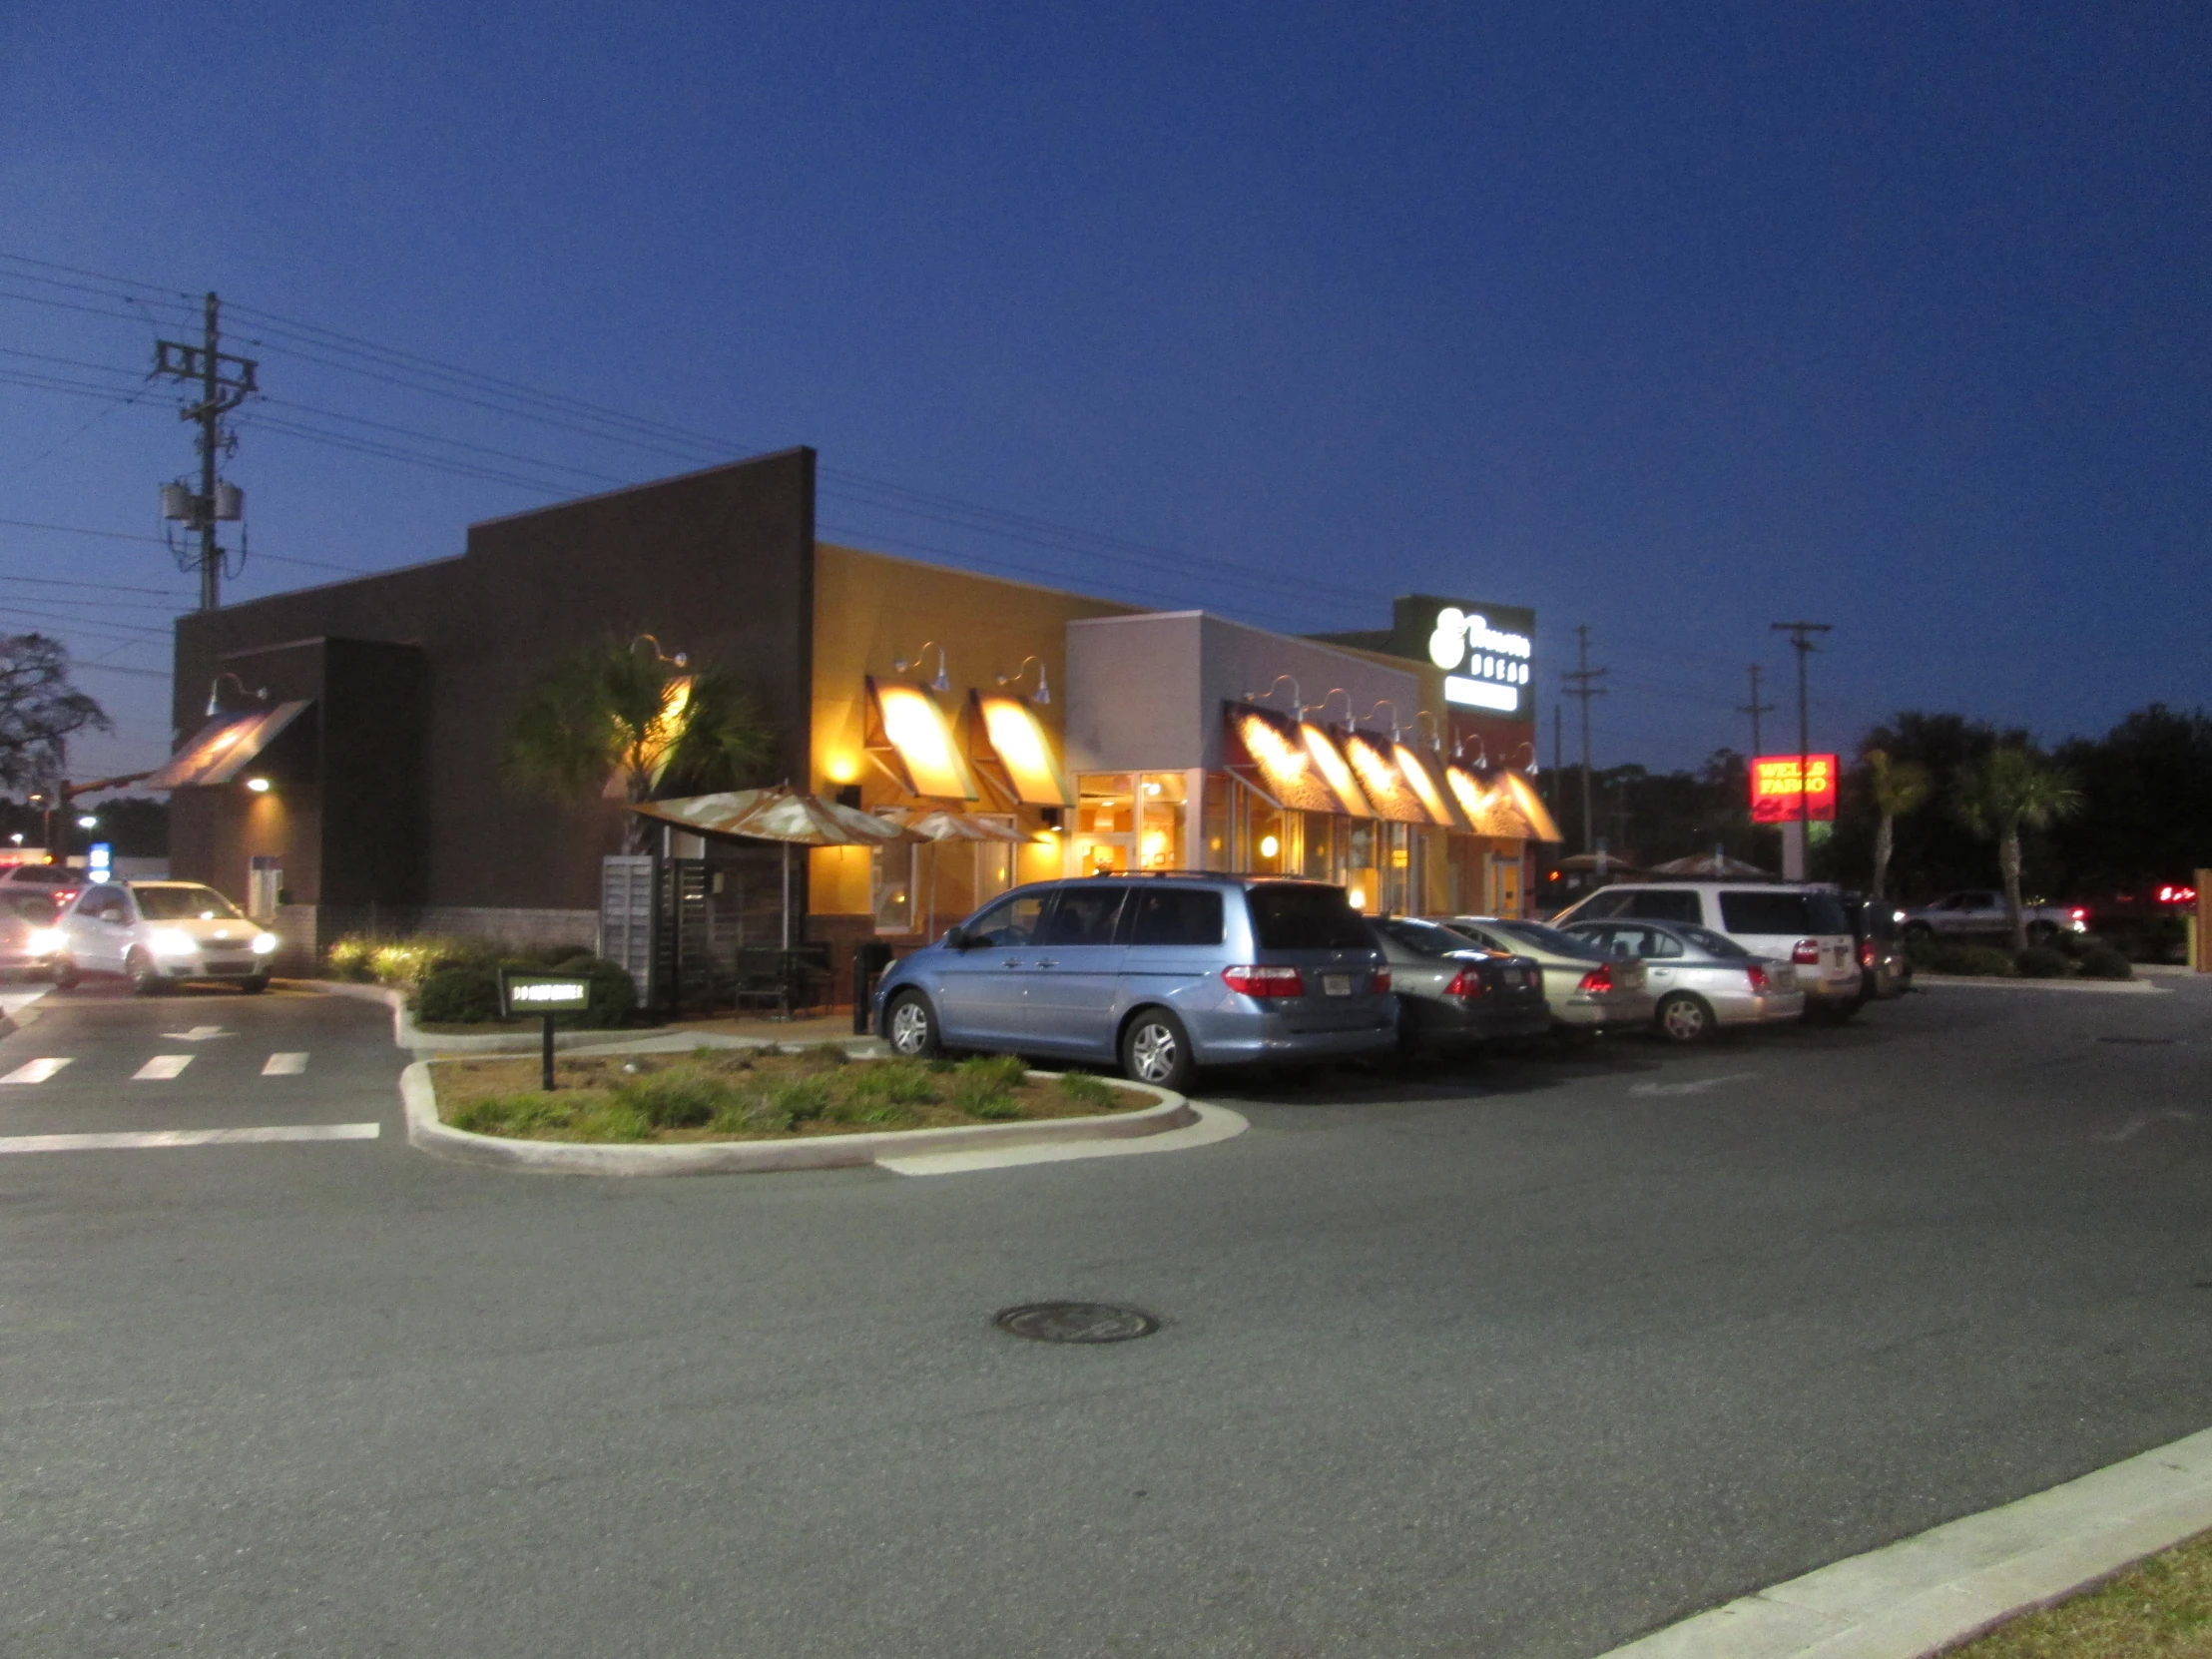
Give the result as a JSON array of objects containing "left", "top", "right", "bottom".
[{"left": 152, "top": 291, "right": 258, "bottom": 611}]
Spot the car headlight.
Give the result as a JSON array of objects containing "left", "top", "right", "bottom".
[
  {"left": 148, "top": 929, "right": 197, "bottom": 956},
  {"left": 25, "top": 927, "right": 62, "bottom": 955},
  {"left": 251, "top": 932, "right": 278, "bottom": 955}
]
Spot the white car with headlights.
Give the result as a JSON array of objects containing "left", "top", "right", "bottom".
[{"left": 56, "top": 880, "right": 277, "bottom": 994}]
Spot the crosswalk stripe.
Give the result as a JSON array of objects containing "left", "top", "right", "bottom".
[
  {"left": 1, "top": 1057, "right": 72, "bottom": 1085},
  {"left": 133, "top": 1055, "right": 195, "bottom": 1081},
  {"left": 0, "top": 1123, "right": 381, "bottom": 1155},
  {"left": 262, "top": 1052, "right": 308, "bottom": 1076}
]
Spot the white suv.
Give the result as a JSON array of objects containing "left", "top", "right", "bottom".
[{"left": 1551, "top": 881, "right": 1863, "bottom": 1019}]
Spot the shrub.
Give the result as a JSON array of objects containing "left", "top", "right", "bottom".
[
  {"left": 612, "top": 1066, "right": 732, "bottom": 1128},
  {"left": 1941, "top": 943, "right": 2017, "bottom": 977},
  {"left": 416, "top": 964, "right": 504, "bottom": 1023},
  {"left": 2015, "top": 945, "right": 2072, "bottom": 978},
  {"left": 549, "top": 955, "right": 637, "bottom": 1029},
  {"left": 1903, "top": 931, "right": 1941, "bottom": 968},
  {"left": 1056, "top": 1071, "right": 1117, "bottom": 1111},
  {"left": 325, "top": 936, "right": 377, "bottom": 982},
  {"left": 2078, "top": 944, "right": 2134, "bottom": 980},
  {"left": 769, "top": 1075, "right": 833, "bottom": 1124},
  {"left": 844, "top": 1060, "right": 938, "bottom": 1109},
  {"left": 448, "top": 1092, "right": 649, "bottom": 1142},
  {"left": 950, "top": 1053, "right": 1027, "bottom": 1119}
]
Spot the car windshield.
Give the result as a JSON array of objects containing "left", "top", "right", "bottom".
[
  {"left": 1247, "top": 884, "right": 1374, "bottom": 950},
  {"left": 1675, "top": 923, "right": 1749, "bottom": 958},
  {"left": 1491, "top": 920, "right": 1606, "bottom": 961},
  {"left": 1379, "top": 917, "right": 1488, "bottom": 958},
  {"left": 132, "top": 884, "right": 247, "bottom": 921}
]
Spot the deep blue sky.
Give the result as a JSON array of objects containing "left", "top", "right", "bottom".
[{"left": 4, "top": 3, "right": 2208, "bottom": 789}]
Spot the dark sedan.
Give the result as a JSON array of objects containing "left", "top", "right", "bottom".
[{"left": 1370, "top": 916, "right": 1553, "bottom": 1057}]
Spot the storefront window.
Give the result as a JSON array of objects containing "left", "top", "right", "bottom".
[
  {"left": 1344, "top": 821, "right": 1378, "bottom": 912},
  {"left": 1138, "top": 773, "right": 1185, "bottom": 869},
  {"left": 871, "top": 843, "right": 916, "bottom": 934},
  {"left": 975, "top": 817, "right": 1017, "bottom": 904},
  {"left": 1202, "top": 775, "right": 1231, "bottom": 871},
  {"left": 1381, "top": 823, "right": 1411, "bottom": 916},
  {"left": 1301, "top": 813, "right": 1334, "bottom": 881},
  {"left": 1074, "top": 774, "right": 1134, "bottom": 874}
]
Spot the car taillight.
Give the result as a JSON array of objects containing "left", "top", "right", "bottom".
[
  {"left": 1576, "top": 963, "right": 1614, "bottom": 993},
  {"left": 1443, "top": 966, "right": 1484, "bottom": 999},
  {"left": 1371, "top": 967, "right": 1390, "bottom": 994},
  {"left": 1221, "top": 964, "right": 1304, "bottom": 998},
  {"left": 1792, "top": 938, "right": 1821, "bottom": 965},
  {"left": 1858, "top": 938, "right": 1876, "bottom": 969},
  {"left": 2069, "top": 907, "right": 2088, "bottom": 922},
  {"left": 1745, "top": 962, "right": 1769, "bottom": 993}
]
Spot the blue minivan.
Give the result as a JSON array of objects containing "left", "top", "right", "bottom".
[{"left": 872, "top": 874, "right": 1397, "bottom": 1091}]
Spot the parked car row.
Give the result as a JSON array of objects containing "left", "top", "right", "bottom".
[{"left": 873, "top": 873, "right": 1884, "bottom": 1091}]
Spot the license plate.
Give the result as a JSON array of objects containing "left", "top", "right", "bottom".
[{"left": 1322, "top": 973, "right": 1353, "bottom": 997}]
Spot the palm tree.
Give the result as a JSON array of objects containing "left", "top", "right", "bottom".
[
  {"left": 503, "top": 637, "right": 776, "bottom": 853},
  {"left": 1953, "top": 747, "right": 2083, "bottom": 950},
  {"left": 1864, "top": 748, "right": 1930, "bottom": 903}
]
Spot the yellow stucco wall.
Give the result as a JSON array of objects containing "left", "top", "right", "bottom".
[{"left": 809, "top": 543, "right": 1139, "bottom": 914}]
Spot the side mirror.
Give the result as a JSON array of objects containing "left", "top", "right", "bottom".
[{"left": 943, "top": 925, "right": 969, "bottom": 951}]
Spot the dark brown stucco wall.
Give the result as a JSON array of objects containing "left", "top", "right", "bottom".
[{"left": 170, "top": 448, "right": 816, "bottom": 913}]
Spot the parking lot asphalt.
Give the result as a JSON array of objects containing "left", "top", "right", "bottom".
[{"left": 2, "top": 977, "right": 2208, "bottom": 1658}]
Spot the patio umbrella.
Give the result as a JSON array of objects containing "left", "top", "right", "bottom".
[
  {"left": 630, "top": 787, "right": 919, "bottom": 947},
  {"left": 1645, "top": 851, "right": 1774, "bottom": 878},
  {"left": 878, "top": 807, "right": 1031, "bottom": 842}
]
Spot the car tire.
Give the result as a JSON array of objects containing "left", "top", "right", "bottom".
[
  {"left": 51, "top": 956, "right": 79, "bottom": 991},
  {"left": 126, "top": 948, "right": 166, "bottom": 996},
  {"left": 239, "top": 975, "right": 269, "bottom": 995},
  {"left": 1120, "top": 1007, "right": 1195, "bottom": 1092},
  {"left": 1655, "top": 992, "right": 1714, "bottom": 1044},
  {"left": 882, "top": 990, "right": 940, "bottom": 1059}
]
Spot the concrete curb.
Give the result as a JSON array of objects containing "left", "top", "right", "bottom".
[
  {"left": 1917, "top": 975, "right": 2164, "bottom": 995},
  {"left": 400, "top": 1059, "right": 1196, "bottom": 1176},
  {"left": 1593, "top": 1425, "right": 2212, "bottom": 1659}
]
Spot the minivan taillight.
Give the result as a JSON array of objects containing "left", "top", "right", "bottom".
[
  {"left": 1745, "top": 962, "right": 1769, "bottom": 993},
  {"left": 1222, "top": 964, "right": 1304, "bottom": 998},
  {"left": 1792, "top": 938, "right": 1821, "bottom": 965},
  {"left": 1371, "top": 967, "right": 1390, "bottom": 994},
  {"left": 1858, "top": 938, "right": 1876, "bottom": 969},
  {"left": 1576, "top": 963, "right": 1614, "bottom": 994},
  {"left": 1443, "top": 966, "right": 1484, "bottom": 999}
]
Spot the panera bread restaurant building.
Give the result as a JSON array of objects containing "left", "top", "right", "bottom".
[{"left": 165, "top": 447, "right": 1555, "bottom": 982}]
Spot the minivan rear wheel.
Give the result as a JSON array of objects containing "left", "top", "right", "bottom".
[{"left": 1120, "top": 1007, "right": 1194, "bottom": 1092}]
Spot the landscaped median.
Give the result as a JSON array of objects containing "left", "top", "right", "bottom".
[{"left": 400, "top": 1046, "right": 1198, "bottom": 1174}]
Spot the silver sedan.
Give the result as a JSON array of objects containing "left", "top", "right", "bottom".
[
  {"left": 1429, "top": 916, "right": 1654, "bottom": 1036},
  {"left": 1559, "top": 918, "right": 1805, "bottom": 1043}
]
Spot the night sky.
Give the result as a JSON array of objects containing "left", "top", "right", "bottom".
[{"left": 5, "top": 3, "right": 2207, "bottom": 788}]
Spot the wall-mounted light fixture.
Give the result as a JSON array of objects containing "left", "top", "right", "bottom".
[
  {"left": 630, "top": 634, "right": 690, "bottom": 669},
  {"left": 1241, "top": 674, "right": 1302, "bottom": 712},
  {"left": 1361, "top": 700, "right": 1402, "bottom": 741},
  {"left": 245, "top": 777, "right": 272, "bottom": 795},
  {"left": 994, "top": 655, "right": 1050, "bottom": 705},
  {"left": 891, "top": 642, "right": 951, "bottom": 693},
  {"left": 205, "top": 672, "right": 268, "bottom": 719},
  {"left": 1310, "top": 687, "right": 1356, "bottom": 727}
]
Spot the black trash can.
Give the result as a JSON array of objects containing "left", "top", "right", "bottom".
[{"left": 851, "top": 940, "right": 895, "bottom": 1035}]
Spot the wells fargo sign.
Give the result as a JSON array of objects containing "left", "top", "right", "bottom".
[{"left": 1750, "top": 754, "right": 1838, "bottom": 824}]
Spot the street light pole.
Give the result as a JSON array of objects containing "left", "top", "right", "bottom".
[{"left": 1770, "top": 622, "right": 1833, "bottom": 879}]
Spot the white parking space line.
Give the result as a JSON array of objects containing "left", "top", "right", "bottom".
[
  {"left": 133, "top": 1054, "right": 195, "bottom": 1081},
  {"left": 1, "top": 1057, "right": 72, "bottom": 1085},
  {"left": 0, "top": 1123, "right": 381, "bottom": 1155},
  {"left": 262, "top": 1052, "right": 308, "bottom": 1076}
]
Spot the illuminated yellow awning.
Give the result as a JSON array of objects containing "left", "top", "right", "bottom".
[
  {"left": 1226, "top": 705, "right": 1339, "bottom": 814},
  {"left": 1500, "top": 770, "right": 1564, "bottom": 843},
  {"left": 1393, "top": 742, "right": 1468, "bottom": 830},
  {"left": 1342, "top": 730, "right": 1431, "bottom": 825},
  {"left": 865, "top": 678, "right": 977, "bottom": 801},
  {"left": 1298, "top": 722, "right": 1373, "bottom": 818},
  {"left": 968, "top": 692, "right": 1072, "bottom": 808},
  {"left": 144, "top": 701, "right": 312, "bottom": 789},
  {"left": 1442, "top": 765, "right": 1564, "bottom": 843}
]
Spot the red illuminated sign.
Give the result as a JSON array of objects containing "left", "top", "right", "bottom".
[
  {"left": 2157, "top": 884, "right": 2198, "bottom": 906},
  {"left": 1750, "top": 754, "right": 1839, "bottom": 824}
]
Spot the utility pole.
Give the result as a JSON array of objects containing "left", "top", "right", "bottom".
[
  {"left": 153, "top": 292, "right": 258, "bottom": 611},
  {"left": 1737, "top": 664, "right": 1775, "bottom": 758},
  {"left": 1770, "top": 621, "right": 1833, "bottom": 878},
  {"left": 1560, "top": 623, "right": 1608, "bottom": 854}
]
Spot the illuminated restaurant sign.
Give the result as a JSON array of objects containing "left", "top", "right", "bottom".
[{"left": 1750, "top": 754, "right": 1838, "bottom": 823}]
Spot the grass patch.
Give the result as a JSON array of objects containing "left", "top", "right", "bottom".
[
  {"left": 1948, "top": 1525, "right": 2212, "bottom": 1656},
  {"left": 432, "top": 1048, "right": 1146, "bottom": 1143}
]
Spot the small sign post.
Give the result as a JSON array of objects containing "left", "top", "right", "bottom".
[{"left": 500, "top": 971, "right": 592, "bottom": 1091}]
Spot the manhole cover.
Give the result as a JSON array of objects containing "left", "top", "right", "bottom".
[
  {"left": 2097, "top": 1036, "right": 2178, "bottom": 1046},
  {"left": 994, "top": 1302, "right": 1160, "bottom": 1344}
]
